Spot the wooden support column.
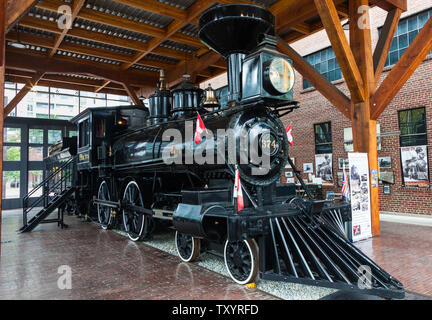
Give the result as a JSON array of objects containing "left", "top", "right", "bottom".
[
  {"left": 349, "top": 0, "right": 380, "bottom": 236},
  {"left": 1, "top": 0, "right": 7, "bottom": 236},
  {"left": 122, "top": 83, "right": 141, "bottom": 106},
  {"left": 4, "top": 71, "right": 45, "bottom": 116}
]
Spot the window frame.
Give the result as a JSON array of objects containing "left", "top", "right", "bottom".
[
  {"left": 303, "top": 47, "right": 342, "bottom": 90},
  {"left": 379, "top": 8, "right": 432, "bottom": 68},
  {"left": 314, "top": 122, "right": 333, "bottom": 154},
  {"left": 398, "top": 107, "right": 427, "bottom": 147}
]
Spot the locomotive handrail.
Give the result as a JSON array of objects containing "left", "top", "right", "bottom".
[
  {"left": 23, "top": 156, "right": 75, "bottom": 201},
  {"left": 22, "top": 156, "right": 76, "bottom": 227}
]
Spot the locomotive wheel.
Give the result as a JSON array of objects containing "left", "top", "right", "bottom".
[
  {"left": 122, "top": 181, "right": 147, "bottom": 242},
  {"left": 97, "top": 181, "right": 113, "bottom": 230},
  {"left": 224, "top": 239, "right": 259, "bottom": 285},
  {"left": 175, "top": 231, "right": 201, "bottom": 262}
]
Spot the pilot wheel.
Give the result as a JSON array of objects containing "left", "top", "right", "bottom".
[
  {"left": 224, "top": 238, "right": 259, "bottom": 285},
  {"left": 175, "top": 231, "right": 201, "bottom": 262}
]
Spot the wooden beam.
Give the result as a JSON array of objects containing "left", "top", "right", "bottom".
[
  {"left": 5, "top": 75, "right": 130, "bottom": 96},
  {"left": 210, "top": 60, "right": 227, "bottom": 70},
  {"left": 291, "top": 22, "right": 312, "bottom": 35},
  {"left": 4, "top": 71, "right": 45, "bottom": 116},
  {"left": 95, "top": 80, "right": 111, "bottom": 93},
  {"left": 120, "top": 0, "right": 213, "bottom": 71},
  {"left": 272, "top": 0, "right": 347, "bottom": 34},
  {"left": 277, "top": 37, "right": 352, "bottom": 119},
  {"left": 370, "top": 0, "right": 407, "bottom": 12},
  {"left": 35, "top": 0, "right": 204, "bottom": 48},
  {"left": 114, "top": 0, "right": 187, "bottom": 20},
  {"left": 6, "top": 49, "right": 158, "bottom": 87},
  {"left": 122, "top": 83, "right": 141, "bottom": 105},
  {"left": 167, "top": 51, "right": 221, "bottom": 88},
  {"left": 7, "top": 30, "right": 175, "bottom": 71},
  {"left": 373, "top": 8, "right": 402, "bottom": 85},
  {"left": 6, "top": 0, "right": 38, "bottom": 32},
  {"left": 49, "top": 0, "right": 85, "bottom": 57},
  {"left": 371, "top": 16, "right": 432, "bottom": 119},
  {"left": 314, "top": 0, "right": 365, "bottom": 102}
]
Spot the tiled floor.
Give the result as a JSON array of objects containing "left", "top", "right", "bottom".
[
  {"left": 0, "top": 211, "right": 275, "bottom": 300},
  {"left": 354, "top": 221, "right": 432, "bottom": 297},
  {"left": 1, "top": 210, "right": 431, "bottom": 299}
]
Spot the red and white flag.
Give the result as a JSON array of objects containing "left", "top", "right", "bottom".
[
  {"left": 233, "top": 169, "right": 244, "bottom": 212},
  {"left": 286, "top": 124, "right": 294, "bottom": 146},
  {"left": 194, "top": 112, "right": 206, "bottom": 144}
]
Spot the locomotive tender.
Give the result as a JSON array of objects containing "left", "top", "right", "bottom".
[{"left": 46, "top": 4, "right": 404, "bottom": 298}]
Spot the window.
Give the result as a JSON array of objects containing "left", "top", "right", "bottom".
[
  {"left": 79, "top": 119, "right": 90, "bottom": 148},
  {"left": 5, "top": 82, "right": 130, "bottom": 119},
  {"left": 314, "top": 122, "right": 332, "bottom": 154},
  {"left": 303, "top": 47, "right": 342, "bottom": 90},
  {"left": 3, "top": 146, "right": 21, "bottom": 161},
  {"left": 381, "top": 9, "right": 432, "bottom": 67},
  {"left": 2, "top": 171, "right": 20, "bottom": 199},
  {"left": 48, "top": 130, "right": 62, "bottom": 145},
  {"left": 29, "top": 129, "right": 44, "bottom": 144},
  {"left": 95, "top": 119, "right": 105, "bottom": 138},
  {"left": 29, "top": 147, "right": 44, "bottom": 161},
  {"left": 28, "top": 171, "right": 43, "bottom": 197},
  {"left": 4, "top": 127, "right": 21, "bottom": 143},
  {"left": 398, "top": 107, "right": 427, "bottom": 147}
]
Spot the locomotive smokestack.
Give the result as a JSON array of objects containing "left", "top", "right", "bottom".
[{"left": 198, "top": 4, "right": 275, "bottom": 105}]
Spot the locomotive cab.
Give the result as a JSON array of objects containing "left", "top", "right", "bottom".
[{"left": 72, "top": 105, "right": 149, "bottom": 170}]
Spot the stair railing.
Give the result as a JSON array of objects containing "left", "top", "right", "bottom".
[{"left": 22, "top": 156, "right": 77, "bottom": 227}]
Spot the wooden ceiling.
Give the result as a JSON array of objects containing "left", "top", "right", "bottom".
[{"left": 4, "top": 0, "right": 407, "bottom": 99}]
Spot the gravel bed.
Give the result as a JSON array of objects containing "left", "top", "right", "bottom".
[{"left": 114, "top": 227, "right": 337, "bottom": 300}]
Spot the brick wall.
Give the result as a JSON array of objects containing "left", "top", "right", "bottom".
[{"left": 200, "top": 2, "right": 432, "bottom": 215}]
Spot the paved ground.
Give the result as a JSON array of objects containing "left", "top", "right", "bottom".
[
  {"left": 1, "top": 210, "right": 431, "bottom": 299},
  {"left": 0, "top": 211, "right": 274, "bottom": 300},
  {"left": 355, "top": 221, "right": 432, "bottom": 297}
]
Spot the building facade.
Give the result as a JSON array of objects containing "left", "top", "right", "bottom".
[{"left": 206, "top": 1, "right": 432, "bottom": 215}]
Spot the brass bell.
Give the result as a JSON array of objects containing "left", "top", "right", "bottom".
[{"left": 203, "top": 84, "right": 220, "bottom": 110}]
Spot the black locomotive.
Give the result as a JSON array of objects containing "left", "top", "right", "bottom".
[{"left": 39, "top": 4, "right": 404, "bottom": 298}]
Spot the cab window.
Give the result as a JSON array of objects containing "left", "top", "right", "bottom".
[
  {"left": 79, "top": 119, "right": 90, "bottom": 148},
  {"left": 95, "top": 118, "right": 106, "bottom": 138}
]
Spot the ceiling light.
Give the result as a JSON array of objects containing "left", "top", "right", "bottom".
[{"left": 10, "top": 42, "right": 27, "bottom": 49}]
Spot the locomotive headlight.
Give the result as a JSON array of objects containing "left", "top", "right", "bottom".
[{"left": 263, "top": 57, "right": 295, "bottom": 95}]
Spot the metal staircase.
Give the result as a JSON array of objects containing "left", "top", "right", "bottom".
[{"left": 20, "top": 156, "right": 76, "bottom": 233}]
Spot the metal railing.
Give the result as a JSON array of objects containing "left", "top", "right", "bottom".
[{"left": 22, "top": 156, "right": 76, "bottom": 227}]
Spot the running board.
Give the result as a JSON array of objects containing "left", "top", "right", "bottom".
[{"left": 259, "top": 214, "right": 404, "bottom": 299}]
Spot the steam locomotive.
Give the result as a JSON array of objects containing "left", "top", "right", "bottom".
[{"left": 46, "top": 4, "right": 404, "bottom": 298}]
